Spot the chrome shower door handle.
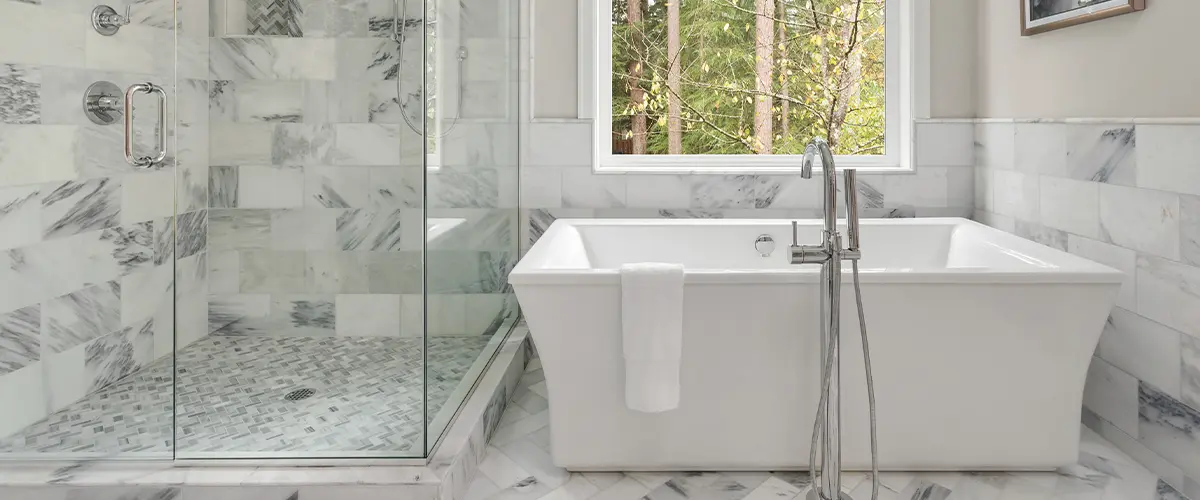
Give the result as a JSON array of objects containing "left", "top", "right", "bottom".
[{"left": 124, "top": 82, "right": 167, "bottom": 168}]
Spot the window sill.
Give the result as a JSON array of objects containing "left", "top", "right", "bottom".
[{"left": 593, "top": 160, "right": 914, "bottom": 175}]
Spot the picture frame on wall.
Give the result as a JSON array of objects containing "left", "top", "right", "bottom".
[{"left": 1021, "top": 0, "right": 1146, "bottom": 36}]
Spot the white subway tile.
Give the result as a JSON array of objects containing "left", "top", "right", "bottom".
[
  {"left": 0, "top": 363, "right": 47, "bottom": 438},
  {"left": 915, "top": 123, "right": 973, "bottom": 167},
  {"left": 1099, "top": 183, "right": 1180, "bottom": 261},
  {"left": 1066, "top": 124, "right": 1136, "bottom": 186},
  {"left": 0, "top": 2, "right": 86, "bottom": 67},
  {"left": 1040, "top": 176, "right": 1099, "bottom": 238},
  {"left": 1015, "top": 123, "right": 1067, "bottom": 176},
  {"left": 992, "top": 169, "right": 1039, "bottom": 222},
  {"left": 625, "top": 175, "right": 691, "bottom": 209},
  {"left": 974, "top": 123, "right": 1015, "bottom": 170},
  {"left": 1068, "top": 235, "right": 1137, "bottom": 311},
  {"left": 1084, "top": 357, "right": 1140, "bottom": 438},
  {"left": 1137, "top": 124, "right": 1200, "bottom": 196},
  {"left": 526, "top": 123, "right": 591, "bottom": 166},
  {"left": 561, "top": 167, "right": 625, "bottom": 208},
  {"left": 520, "top": 166, "right": 563, "bottom": 208},
  {"left": 1099, "top": 308, "right": 1183, "bottom": 400},
  {"left": 1137, "top": 255, "right": 1200, "bottom": 340},
  {"left": 335, "top": 294, "right": 401, "bottom": 337}
]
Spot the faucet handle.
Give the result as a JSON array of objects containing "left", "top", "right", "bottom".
[{"left": 791, "top": 220, "right": 798, "bottom": 246}]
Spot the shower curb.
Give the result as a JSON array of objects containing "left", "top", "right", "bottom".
[{"left": 0, "top": 326, "right": 532, "bottom": 500}]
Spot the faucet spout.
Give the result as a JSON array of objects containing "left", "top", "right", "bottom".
[{"left": 802, "top": 138, "right": 838, "bottom": 235}]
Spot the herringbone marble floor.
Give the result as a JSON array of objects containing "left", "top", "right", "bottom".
[
  {"left": 0, "top": 335, "right": 490, "bottom": 457},
  {"left": 466, "top": 360, "right": 1186, "bottom": 500}
]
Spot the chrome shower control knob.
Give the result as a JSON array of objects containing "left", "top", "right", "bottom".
[{"left": 754, "top": 234, "right": 775, "bottom": 257}]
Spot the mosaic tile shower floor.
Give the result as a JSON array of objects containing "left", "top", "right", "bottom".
[{"left": 0, "top": 336, "right": 491, "bottom": 456}]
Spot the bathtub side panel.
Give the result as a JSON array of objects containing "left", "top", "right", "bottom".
[{"left": 514, "top": 279, "right": 1118, "bottom": 470}]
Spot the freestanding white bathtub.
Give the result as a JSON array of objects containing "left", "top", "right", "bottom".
[{"left": 509, "top": 218, "right": 1122, "bottom": 471}]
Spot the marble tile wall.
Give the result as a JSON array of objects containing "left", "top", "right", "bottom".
[
  {"left": 974, "top": 120, "right": 1200, "bottom": 499},
  {"left": 0, "top": 0, "right": 208, "bottom": 444},
  {"left": 518, "top": 121, "right": 977, "bottom": 250},
  {"left": 206, "top": 0, "right": 520, "bottom": 338}
]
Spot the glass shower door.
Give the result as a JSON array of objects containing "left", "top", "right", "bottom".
[
  {"left": 0, "top": 0, "right": 181, "bottom": 459},
  {"left": 423, "top": 0, "right": 522, "bottom": 449}
]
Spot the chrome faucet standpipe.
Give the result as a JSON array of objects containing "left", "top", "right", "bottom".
[{"left": 789, "top": 138, "right": 878, "bottom": 500}]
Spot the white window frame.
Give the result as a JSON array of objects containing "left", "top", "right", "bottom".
[{"left": 584, "top": 0, "right": 927, "bottom": 174}]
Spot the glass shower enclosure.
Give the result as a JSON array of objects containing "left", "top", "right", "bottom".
[{"left": 0, "top": 0, "right": 519, "bottom": 460}]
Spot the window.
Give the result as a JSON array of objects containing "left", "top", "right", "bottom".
[{"left": 595, "top": 0, "right": 908, "bottom": 171}]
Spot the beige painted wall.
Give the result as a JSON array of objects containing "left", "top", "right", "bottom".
[
  {"left": 977, "top": 0, "right": 1200, "bottom": 118},
  {"left": 930, "top": 0, "right": 976, "bottom": 118},
  {"left": 533, "top": 0, "right": 978, "bottom": 119}
]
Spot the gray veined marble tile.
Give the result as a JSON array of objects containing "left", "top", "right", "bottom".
[
  {"left": 427, "top": 251, "right": 512, "bottom": 294},
  {"left": 271, "top": 295, "right": 336, "bottom": 336},
  {"left": 306, "top": 166, "right": 370, "bottom": 208},
  {"left": 368, "top": 0, "right": 403, "bottom": 37},
  {"left": 333, "top": 123, "right": 402, "bottom": 165},
  {"left": 429, "top": 166, "right": 499, "bottom": 208},
  {"left": 337, "top": 208, "right": 404, "bottom": 251},
  {"left": 239, "top": 165, "right": 303, "bottom": 208},
  {"left": 176, "top": 210, "right": 208, "bottom": 259},
  {"left": 0, "top": 63, "right": 40, "bottom": 124},
  {"left": 300, "top": 0, "right": 369, "bottom": 37},
  {"left": 41, "top": 178, "right": 121, "bottom": 240},
  {"left": 273, "top": 124, "right": 335, "bottom": 164},
  {"left": 1183, "top": 335, "right": 1200, "bottom": 411},
  {"left": 1100, "top": 183, "right": 1180, "bottom": 261},
  {"left": 60, "top": 487, "right": 182, "bottom": 500},
  {"left": 0, "top": 184, "right": 41, "bottom": 250},
  {"left": 85, "top": 317, "right": 154, "bottom": 392},
  {"left": 427, "top": 209, "right": 515, "bottom": 251},
  {"left": 240, "top": 250, "right": 306, "bottom": 293},
  {"left": 208, "top": 294, "right": 270, "bottom": 334},
  {"left": 658, "top": 209, "right": 725, "bottom": 219},
  {"left": 209, "top": 80, "right": 236, "bottom": 122},
  {"left": 209, "top": 209, "right": 272, "bottom": 251},
  {"left": 1181, "top": 195, "right": 1200, "bottom": 268},
  {"left": 154, "top": 215, "right": 173, "bottom": 265},
  {"left": 270, "top": 208, "right": 337, "bottom": 250},
  {"left": 210, "top": 80, "right": 305, "bottom": 123},
  {"left": 691, "top": 175, "right": 783, "bottom": 209},
  {"left": 336, "top": 38, "right": 401, "bottom": 81},
  {"left": 1158, "top": 479, "right": 1188, "bottom": 500},
  {"left": 209, "top": 165, "right": 239, "bottom": 209},
  {"left": 210, "top": 38, "right": 337, "bottom": 81},
  {"left": 1138, "top": 382, "right": 1200, "bottom": 480},
  {"left": 365, "top": 251, "right": 421, "bottom": 293},
  {"left": 368, "top": 80, "right": 407, "bottom": 124},
  {"left": 305, "top": 251, "right": 369, "bottom": 293},
  {"left": 0, "top": 123, "right": 78, "bottom": 187},
  {"left": 42, "top": 280, "right": 121, "bottom": 354},
  {"left": 1067, "top": 125, "right": 1137, "bottom": 186},
  {"left": 102, "top": 220, "right": 156, "bottom": 274},
  {"left": 1015, "top": 220, "right": 1068, "bottom": 252},
  {"left": 128, "top": 0, "right": 177, "bottom": 30},
  {"left": 370, "top": 166, "right": 422, "bottom": 208},
  {"left": 0, "top": 304, "right": 39, "bottom": 375},
  {"left": 210, "top": 124, "right": 274, "bottom": 164}
]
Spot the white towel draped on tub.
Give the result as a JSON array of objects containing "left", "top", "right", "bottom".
[{"left": 620, "top": 262, "right": 685, "bottom": 413}]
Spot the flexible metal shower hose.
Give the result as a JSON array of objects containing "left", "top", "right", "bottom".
[{"left": 808, "top": 260, "right": 879, "bottom": 500}]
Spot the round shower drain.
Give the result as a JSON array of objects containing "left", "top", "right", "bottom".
[{"left": 284, "top": 388, "right": 315, "bottom": 401}]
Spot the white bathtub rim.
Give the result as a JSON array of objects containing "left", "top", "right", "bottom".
[{"left": 512, "top": 217, "right": 1123, "bottom": 286}]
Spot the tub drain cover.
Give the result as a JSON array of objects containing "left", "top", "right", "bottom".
[{"left": 284, "top": 388, "right": 315, "bottom": 401}]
